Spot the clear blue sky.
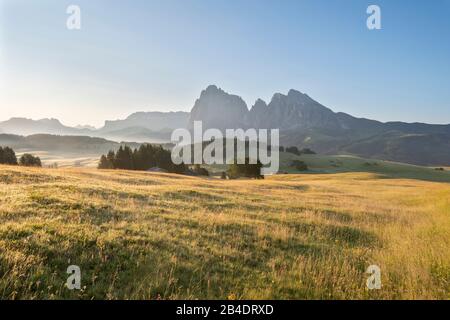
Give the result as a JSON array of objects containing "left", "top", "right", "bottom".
[{"left": 1, "top": 0, "right": 449, "bottom": 127}]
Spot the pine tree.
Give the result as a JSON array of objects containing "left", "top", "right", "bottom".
[
  {"left": 114, "top": 146, "right": 134, "bottom": 170},
  {"left": 134, "top": 144, "right": 156, "bottom": 170},
  {"left": 106, "top": 150, "right": 115, "bottom": 168},
  {"left": 98, "top": 155, "right": 111, "bottom": 169},
  {"left": 227, "top": 158, "right": 263, "bottom": 179},
  {"left": 98, "top": 144, "right": 186, "bottom": 174},
  {"left": 0, "top": 146, "right": 18, "bottom": 165},
  {"left": 19, "top": 154, "right": 41, "bottom": 167}
]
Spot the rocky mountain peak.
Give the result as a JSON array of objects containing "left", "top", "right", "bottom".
[
  {"left": 247, "top": 99, "right": 269, "bottom": 128},
  {"left": 188, "top": 85, "right": 249, "bottom": 130},
  {"left": 251, "top": 99, "right": 268, "bottom": 111},
  {"left": 203, "top": 84, "right": 222, "bottom": 94}
]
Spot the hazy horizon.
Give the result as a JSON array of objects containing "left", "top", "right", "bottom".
[
  {"left": 1, "top": 0, "right": 450, "bottom": 127},
  {"left": 3, "top": 84, "right": 450, "bottom": 129}
]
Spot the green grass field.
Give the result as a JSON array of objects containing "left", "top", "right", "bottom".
[
  {"left": 210, "top": 152, "right": 450, "bottom": 183},
  {"left": 0, "top": 162, "right": 449, "bottom": 299}
]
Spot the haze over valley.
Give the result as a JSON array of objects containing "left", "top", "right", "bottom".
[{"left": 2, "top": 85, "right": 450, "bottom": 167}]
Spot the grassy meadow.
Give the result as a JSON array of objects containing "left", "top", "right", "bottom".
[{"left": 0, "top": 163, "right": 449, "bottom": 299}]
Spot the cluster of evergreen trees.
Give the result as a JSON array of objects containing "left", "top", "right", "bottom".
[
  {"left": 98, "top": 144, "right": 186, "bottom": 173},
  {"left": 291, "top": 160, "right": 308, "bottom": 171},
  {"left": 227, "top": 158, "right": 264, "bottom": 179},
  {"left": 0, "top": 146, "right": 42, "bottom": 167},
  {"left": 281, "top": 146, "right": 316, "bottom": 156},
  {"left": 0, "top": 146, "right": 18, "bottom": 165},
  {"left": 19, "top": 154, "right": 42, "bottom": 167}
]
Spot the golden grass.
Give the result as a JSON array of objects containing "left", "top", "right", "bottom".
[{"left": 0, "top": 165, "right": 449, "bottom": 299}]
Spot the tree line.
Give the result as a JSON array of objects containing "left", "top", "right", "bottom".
[
  {"left": 98, "top": 144, "right": 267, "bottom": 178},
  {"left": 280, "top": 146, "right": 316, "bottom": 156},
  {"left": 227, "top": 158, "right": 264, "bottom": 179},
  {"left": 98, "top": 142, "right": 316, "bottom": 178},
  {"left": 98, "top": 144, "right": 186, "bottom": 173},
  {"left": 0, "top": 146, "right": 42, "bottom": 167}
]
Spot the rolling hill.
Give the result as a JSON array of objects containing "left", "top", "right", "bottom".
[
  {"left": 0, "top": 134, "right": 139, "bottom": 154},
  {"left": 0, "top": 134, "right": 143, "bottom": 168}
]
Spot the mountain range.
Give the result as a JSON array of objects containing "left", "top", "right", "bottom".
[{"left": 1, "top": 85, "right": 449, "bottom": 166}]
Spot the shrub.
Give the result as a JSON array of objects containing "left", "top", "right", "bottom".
[
  {"left": 285, "top": 146, "right": 316, "bottom": 156},
  {"left": 227, "top": 158, "right": 264, "bottom": 179},
  {"left": 192, "top": 164, "right": 209, "bottom": 176},
  {"left": 286, "top": 146, "right": 300, "bottom": 156},
  {"left": 98, "top": 155, "right": 113, "bottom": 169},
  {"left": 19, "top": 154, "right": 42, "bottom": 167},
  {"left": 299, "top": 148, "right": 316, "bottom": 155},
  {"left": 291, "top": 160, "right": 308, "bottom": 171},
  {"left": 48, "top": 162, "right": 58, "bottom": 169},
  {"left": 0, "top": 146, "right": 18, "bottom": 165}
]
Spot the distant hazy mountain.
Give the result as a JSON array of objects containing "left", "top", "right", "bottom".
[
  {"left": 95, "top": 111, "right": 189, "bottom": 142},
  {"left": 0, "top": 117, "right": 89, "bottom": 136},
  {"left": 0, "top": 112, "right": 189, "bottom": 143},
  {"left": 98, "top": 126, "right": 173, "bottom": 143},
  {"left": 1, "top": 85, "right": 450, "bottom": 166},
  {"left": 75, "top": 124, "right": 97, "bottom": 130},
  {"left": 0, "top": 133, "right": 140, "bottom": 154},
  {"left": 100, "top": 111, "right": 189, "bottom": 133}
]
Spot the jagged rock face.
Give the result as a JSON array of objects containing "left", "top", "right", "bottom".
[
  {"left": 247, "top": 99, "right": 268, "bottom": 128},
  {"left": 256, "top": 89, "right": 342, "bottom": 130},
  {"left": 188, "top": 85, "right": 249, "bottom": 130},
  {"left": 190, "top": 86, "right": 345, "bottom": 131}
]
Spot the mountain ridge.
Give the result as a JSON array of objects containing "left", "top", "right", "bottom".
[{"left": 1, "top": 85, "right": 450, "bottom": 166}]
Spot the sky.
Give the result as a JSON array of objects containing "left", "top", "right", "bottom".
[{"left": 1, "top": 0, "right": 449, "bottom": 127}]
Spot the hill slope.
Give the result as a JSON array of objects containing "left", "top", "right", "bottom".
[{"left": 0, "top": 166, "right": 449, "bottom": 299}]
